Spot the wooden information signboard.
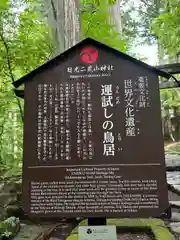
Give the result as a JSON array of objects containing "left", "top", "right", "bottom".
[{"left": 14, "top": 38, "right": 169, "bottom": 219}]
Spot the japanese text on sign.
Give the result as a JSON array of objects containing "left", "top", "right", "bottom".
[
  {"left": 124, "top": 80, "right": 136, "bottom": 137},
  {"left": 76, "top": 82, "right": 94, "bottom": 160},
  {"left": 101, "top": 85, "right": 115, "bottom": 156},
  {"left": 37, "top": 82, "right": 94, "bottom": 162},
  {"left": 67, "top": 64, "right": 114, "bottom": 74},
  {"left": 137, "top": 76, "right": 150, "bottom": 108}
]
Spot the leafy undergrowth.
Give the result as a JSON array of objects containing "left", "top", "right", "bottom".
[
  {"left": 0, "top": 165, "right": 22, "bottom": 182},
  {"left": 0, "top": 217, "right": 20, "bottom": 239}
]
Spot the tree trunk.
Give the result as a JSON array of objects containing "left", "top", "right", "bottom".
[
  {"left": 108, "top": 0, "right": 122, "bottom": 33},
  {"left": 46, "top": 0, "right": 81, "bottom": 55}
]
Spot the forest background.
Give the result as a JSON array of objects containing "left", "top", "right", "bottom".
[{"left": 0, "top": 0, "right": 180, "bottom": 178}]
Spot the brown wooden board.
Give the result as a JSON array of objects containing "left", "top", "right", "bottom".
[{"left": 20, "top": 38, "right": 168, "bottom": 219}]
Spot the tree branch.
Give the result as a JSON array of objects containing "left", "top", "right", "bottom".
[
  {"left": 0, "top": 32, "right": 24, "bottom": 122},
  {"left": 139, "top": 0, "right": 159, "bottom": 16},
  {"left": 84, "top": 11, "right": 96, "bottom": 37}
]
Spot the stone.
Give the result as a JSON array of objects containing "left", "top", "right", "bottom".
[
  {"left": 0, "top": 180, "right": 22, "bottom": 221},
  {"left": 0, "top": 192, "right": 19, "bottom": 221},
  {"left": 167, "top": 172, "right": 180, "bottom": 196},
  {"left": 17, "top": 192, "right": 21, "bottom": 202},
  {"left": 0, "top": 193, "right": 17, "bottom": 221},
  {"left": 6, "top": 205, "right": 21, "bottom": 218},
  {"left": 0, "top": 193, "right": 17, "bottom": 205},
  {"left": 167, "top": 172, "right": 180, "bottom": 185},
  {"left": 165, "top": 153, "right": 180, "bottom": 167},
  {"left": 170, "top": 201, "right": 180, "bottom": 208},
  {"left": 171, "top": 212, "right": 180, "bottom": 222},
  {"left": 168, "top": 191, "right": 180, "bottom": 202},
  {"left": 170, "top": 222, "right": 180, "bottom": 234},
  {"left": 165, "top": 154, "right": 180, "bottom": 195},
  {"left": 14, "top": 181, "right": 22, "bottom": 193},
  {"left": 0, "top": 183, "right": 17, "bottom": 194},
  {"left": 13, "top": 224, "right": 48, "bottom": 240}
]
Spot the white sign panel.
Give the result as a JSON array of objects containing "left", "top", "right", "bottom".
[{"left": 79, "top": 225, "right": 117, "bottom": 240}]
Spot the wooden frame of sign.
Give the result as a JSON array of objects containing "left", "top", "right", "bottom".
[{"left": 13, "top": 38, "right": 171, "bottom": 225}]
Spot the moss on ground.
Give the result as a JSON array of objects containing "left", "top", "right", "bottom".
[{"left": 67, "top": 218, "right": 173, "bottom": 240}]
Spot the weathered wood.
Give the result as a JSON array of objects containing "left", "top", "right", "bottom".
[{"left": 157, "top": 63, "right": 180, "bottom": 75}]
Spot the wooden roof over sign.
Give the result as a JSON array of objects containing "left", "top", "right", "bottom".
[{"left": 12, "top": 37, "right": 178, "bottom": 99}]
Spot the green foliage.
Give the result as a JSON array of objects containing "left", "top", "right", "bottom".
[
  {"left": 160, "top": 87, "right": 180, "bottom": 141},
  {"left": 120, "top": 0, "right": 171, "bottom": 48},
  {"left": 0, "top": 0, "right": 8, "bottom": 11},
  {"left": 151, "top": 0, "right": 180, "bottom": 58},
  {"left": 94, "top": 0, "right": 117, "bottom": 4},
  {"left": 119, "top": 0, "right": 159, "bottom": 47},
  {"left": 81, "top": 0, "right": 126, "bottom": 52},
  {"left": 161, "top": 88, "right": 180, "bottom": 109},
  {"left": 121, "top": 9, "right": 139, "bottom": 49},
  {"left": 0, "top": 0, "right": 53, "bottom": 176}
]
